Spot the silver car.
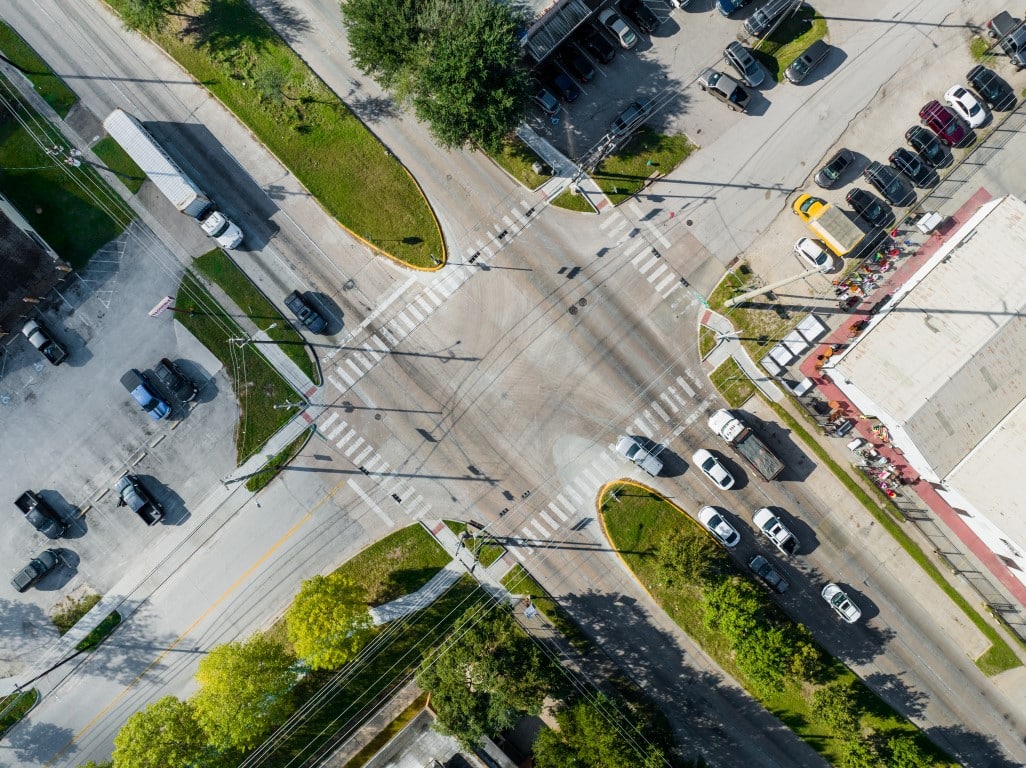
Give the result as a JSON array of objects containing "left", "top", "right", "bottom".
[
  {"left": 697, "top": 68, "right": 752, "bottom": 113},
  {"left": 822, "top": 583, "right": 862, "bottom": 623},
  {"left": 723, "top": 41, "right": 765, "bottom": 87},
  {"left": 615, "top": 435, "right": 663, "bottom": 476}
]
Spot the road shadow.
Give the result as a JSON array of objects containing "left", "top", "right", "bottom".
[
  {"left": 176, "top": 358, "right": 220, "bottom": 406},
  {"left": 68, "top": 602, "right": 181, "bottom": 687},
  {"left": 862, "top": 671, "right": 928, "bottom": 719},
  {"left": 924, "top": 724, "right": 1023, "bottom": 768},
  {"left": 307, "top": 292, "right": 345, "bottom": 335},
  {"left": 37, "top": 490, "right": 87, "bottom": 540},
  {"left": 760, "top": 504, "right": 818, "bottom": 556},
  {"left": 739, "top": 409, "right": 813, "bottom": 483},
  {"left": 0, "top": 598, "right": 59, "bottom": 668},
  {"left": 1, "top": 717, "right": 75, "bottom": 764},
  {"left": 348, "top": 94, "right": 402, "bottom": 124},
  {"left": 149, "top": 479, "right": 189, "bottom": 526},
  {"left": 33, "top": 548, "right": 78, "bottom": 591}
]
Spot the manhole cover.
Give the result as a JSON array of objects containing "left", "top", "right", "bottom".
[
  {"left": 568, "top": 305, "right": 578, "bottom": 315},
  {"left": 578, "top": 298, "right": 587, "bottom": 306}
]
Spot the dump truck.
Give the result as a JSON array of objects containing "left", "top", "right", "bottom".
[
  {"left": 792, "top": 194, "right": 865, "bottom": 256},
  {"left": 708, "top": 409, "right": 784, "bottom": 481},
  {"left": 102, "top": 108, "right": 243, "bottom": 249}
]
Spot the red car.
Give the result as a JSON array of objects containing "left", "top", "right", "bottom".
[{"left": 918, "top": 100, "right": 967, "bottom": 146}]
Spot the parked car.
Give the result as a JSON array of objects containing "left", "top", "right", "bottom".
[
  {"left": 22, "top": 318, "right": 67, "bottom": 365},
  {"left": 610, "top": 101, "right": 648, "bottom": 137},
  {"left": 115, "top": 474, "right": 165, "bottom": 526},
  {"left": 578, "top": 25, "right": 617, "bottom": 64},
  {"left": 620, "top": 0, "right": 659, "bottom": 33},
  {"left": 918, "top": 100, "right": 967, "bottom": 146},
  {"left": 904, "top": 125, "right": 946, "bottom": 167},
  {"left": 693, "top": 448, "right": 735, "bottom": 490},
  {"left": 153, "top": 358, "right": 198, "bottom": 403},
  {"left": 532, "top": 83, "right": 560, "bottom": 116},
  {"left": 752, "top": 507, "right": 799, "bottom": 555},
  {"left": 559, "top": 45, "right": 596, "bottom": 83},
  {"left": 944, "top": 85, "right": 987, "bottom": 128},
  {"left": 814, "top": 147, "right": 854, "bottom": 189},
  {"left": 822, "top": 583, "right": 862, "bottom": 623},
  {"left": 615, "top": 435, "right": 663, "bottom": 476},
  {"left": 794, "top": 237, "right": 840, "bottom": 273},
  {"left": 967, "top": 65, "right": 1015, "bottom": 110},
  {"left": 863, "top": 161, "right": 915, "bottom": 207},
  {"left": 697, "top": 68, "right": 751, "bottom": 113},
  {"left": 598, "top": 8, "right": 638, "bottom": 49},
  {"left": 888, "top": 148, "right": 934, "bottom": 188},
  {"left": 546, "top": 66, "right": 582, "bottom": 103},
  {"left": 716, "top": 0, "right": 753, "bottom": 16},
  {"left": 121, "top": 369, "right": 171, "bottom": 421},
  {"left": 10, "top": 549, "right": 62, "bottom": 593},
  {"left": 748, "top": 555, "right": 789, "bottom": 593},
  {"left": 723, "top": 41, "right": 764, "bottom": 87},
  {"left": 846, "top": 188, "right": 894, "bottom": 228},
  {"left": 785, "top": 39, "right": 829, "bottom": 84},
  {"left": 284, "top": 290, "right": 327, "bottom": 333},
  {"left": 15, "top": 491, "right": 67, "bottom": 539},
  {"left": 698, "top": 506, "right": 741, "bottom": 548},
  {"left": 987, "top": 10, "right": 1026, "bottom": 69},
  {"left": 745, "top": 0, "right": 800, "bottom": 37}
]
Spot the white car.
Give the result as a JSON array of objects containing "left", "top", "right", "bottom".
[
  {"left": 692, "top": 448, "right": 735, "bottom": 489},
  {"left": 753, "top": 507, "right": 799, "bottom": 555},
  {"left": 794, "top": 237, "right": 840, "bottom": 273},
  {"left": 598, "top": 9, "right": 638, "bottom": 50},
  {"left": 944, "top": 85, "right": 987, "bottom": 128},
  {"left": 822, "top": 583, "right": 862, "bottom": 623},
  {"left": 698, "top": 506, "right": 741, "bottom": 548},
  {"left": 615, "top": 435, "right": 663, "bottom": 476}
]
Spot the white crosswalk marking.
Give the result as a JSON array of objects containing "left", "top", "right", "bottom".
[
  {"left": 378, "top": 326, "right": 400, "bottom": 346},
  {"left": 363, "top": 455, "right": 382, "bottom": 471},
  {"left": 647, "top": 263, "right": 668, "bottom": 283},
  {"left": 622, "top": 238, "right": 644, "bottom": 257},
  {"left": 582, "top": 468, "right": 602, "bottom": 487},
  {"left": 326, "top": 422, "right": 347, "bottom": 441},
  {"left": 667, "top": 387, "right": 689, "bottom": 410},
  {"left": 327, "top": 374, "right": 346, "bottom": 392},
  {"left": 423, "top": 288, "right": 442, "bottom": 306},
  {"left": 655, "top": 274, "right": 678, "bottom": 294},
  {"left": 353, "top": 446, "right": 374, "bottom": 465},
  {"left": 633, "top": 417, "right": 653, "bottom": 437},
  {"left": 676, "top": 376, "right": 696, "bottom": 398},
  {"left": 353, "top": 352, "right": 374, "bottom": 369},
  {"left": 563, "top": 486, "right": 584, "bottom": 506},
  {"left": 540, "top": 509, "right": 560, "bottom": 527},
  {"left": 335, "top": 366, "right": 356, "bottom": 386},
  {"left": 530, "top": 519, "right": 551, "bottom": 538},
  {"left": 415, "top": 296, "right": 432, "bottom": 314},
  {"left": 346, "top": 359, "right": 364, "bottom": 378},
  {"left": 555, "top": 494, "right": 576, "bottom": 516},
  {"left": 512, "top": 548, "right": 527, "bottom": 561},
  {"left": 547, "top": 502, "right": 568, "bottom": 522},
  {"left": 397, "top": 313, "right": 416, "bottom": 331},
  {"left": 599, "top": 213, "right": 624, "bottom": 230},
  {"left": 631, "top": 246, "right": 653, "bottom": 265},
  {"left": 637, "top": 255, "right": 658, "bottom": 274},
  {"left": 350, "top": 480, "right": 393, "bottom": 527},
  {"left": 596, "top": 452, "right": 619, "bottom": 472},
  {"left": 344, "top": 437, "right": 364, "bottom": 456},
  {"left": 319, "top": 412, "right": 339, "bottom": 432},
  {"left": 337, "top": 430, "right": 358, "bottom": 449},
  {"left": 407, "top": 304, "right": 424, "bottom": 323},
  {"left": 650, "top": 402, "right": 669, "bottom": 421}
]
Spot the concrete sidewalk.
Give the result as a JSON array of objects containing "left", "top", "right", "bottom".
[{"left": 699, "top": 308, "right": 785, "bottom": 404}]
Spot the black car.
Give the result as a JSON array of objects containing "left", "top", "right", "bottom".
[
  {"left": 846, "top": 188, "right": 894, "bottom": 229},
  {"left": 11, "top": 549, "right": 62, "bottom": 593},
  {"left": 863, "top": 161, "right": 915, "bottom": 207},
  {"left": 620, "top": 0, "right": 659, "bottom": 33},
  {"left": 888, "top": 147, "right": 934, "bottom": 188},
  {"left": 578, "top": 25, "right": 616, "bottom": 64},
  {"left": 116, "top": 474, "right": 165, "bottom": 526},
  {"left": 814, "top": 148, "right": 855, "bottom": 189},
  {"left": 16, "top": 490, "right": 67, "bottom": 539},
  {"left": 904, "top": 125, "right": 946, "bottom": 168},
  {"left": 284, "top": 290, "right": 327, "bottom": 334},
  {"left": 967, "top": 65, "right": 1016, "bottom": 110},
  {"left": 748, "top": 555, "right": 789, "bottom": 594},
  {"left": 559, "top": 45, "right": 596, "bottom": 83},
  {"left": 543, "top": 64, "right": 581, "bottom": 103},
  {"left": 154, "top": 358, "right": 198, "bottom": 403}
]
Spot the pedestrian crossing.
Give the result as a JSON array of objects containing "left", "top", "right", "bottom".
[{"left": 599, "top": 210, "right": 687, "bottom": 299}]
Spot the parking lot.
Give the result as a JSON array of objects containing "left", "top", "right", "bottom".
[{"left": 0, "top": 225, "right": 237, "bottom": 674}]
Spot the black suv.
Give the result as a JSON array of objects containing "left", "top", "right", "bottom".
[
  {"left": 620, "top": 0, "right": 659, "bottom": 33},
  {"left": 284, "top": 290, "right": 327, "bottom": 334},
  {"left": 154, "top": 358, "right": 198, "bottom": 403},
  {"left": 967, "top": 65, "right": 1015, "bottom": 110},
  {"left": 558, "top": 45, "right": 596, "bottom": 83},
  {"left": 11, "top": 549, "right": 62, "bottom": 592},
  {"left": 888, "top": 148, "right": 934, "bottom": 188},
  {"left": 846, "top": 188, "right": 894, "bottom": 229},
  {"left": 577, "top": 25, "right": 616, "bottom": 64},
  {"left": 904, "top": 126, "right": 946, "bottom": 167},
  {"left": 864, "top": 161, "right": 915, "bottom": 207}
]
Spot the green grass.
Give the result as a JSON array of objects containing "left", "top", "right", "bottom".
[
  {"left": 245, "top": 425, "right": 313, "bottom": 492},
  {"left": 488, "top": 138, "right": 548, "bottom": 189},
  {"left": 551, "top": 187, "right": 595, "bottom": 213},
  {"left": 752, "top": 6, "right": 827, "bottom": 83},
  {"left": 0, "top": 21, "right": 77, "bottom": 116},
  {"left": 193, "top": 249, "right": 319, "bottom": 383},
  {"left": 698, "top": 325, "right": 717, "bottom": 360},
  {"left": 91, "top": 136, "right": 146, "bottom": 194},
  {"left": 593, "top": 128, "right": 696, "bottom": 206},
  {"left": 970, "top": 36, "right": 996, "bottom": 63},
  {"left": 104, "top": 0, "right": 443, "bottom": 269},
  {"left": 709, "top": 357, "right": 755, "bottom": 407},
  {"left": 52, "top": 593, "right": 102, "bottom": 635},
  {"left": 600, "top": 483, "right": 957, "bottom": 767},
  {"left": 333, "top": 524, "right": 451, "bottom": 606},
  {"left": 76, "top": 611, "right": 122, "bottom": 652},
  {"left": 175, "top": 271, "right": 302, "bottom": 462},
  {"left": 341, "top": 692, "right": 428, "bottom": 768},
  {"left": 0, "top": 96, "right": 128, "bottom": 269},
  {"left": 765, "top": 399, "right": 1022, "bottom": 675},
  {"left": 0, "top": 690, "right": 39, "bottom": 738},
  {"left": 443, "top": 520, "right": 505, "bottom": 568},
  {"left": 501, "top": 564, "right": 594, "bottom": 654},
  {"left": 707, "top": 262, "right": 798, "bottom": 360}
]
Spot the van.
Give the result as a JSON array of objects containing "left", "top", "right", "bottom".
[{"left": 744, "top": 0, "right": 801, "bottom": 37}]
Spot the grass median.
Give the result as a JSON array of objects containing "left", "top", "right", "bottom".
[
  {"left": 193, "top": 249, "right": 319, "bottom": 383},
  {"left": 752, "top": 6, "right": 827, "bottom": 83},
  {"left": 91, "top": 136, "right": 145, "bottom": 194},
  {"left": 0, "top": 690, "right": 39, "bottom": 738},
  {"left": 0, "top": 21, "right": 77, "bottom": 117},
  {"left": 593, "top": 127, "right": 695, "bottom": 206},
  {"left": 175, "top": 270, "right": 301, "bottom": 462},
  {"left": 104, "top": 0, "right": 443, "bottom": 268},
  {"left": 600, "top": 482, "right": 956, "bottom": 767}
]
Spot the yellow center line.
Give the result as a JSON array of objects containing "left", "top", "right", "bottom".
[{"left": 46, "top": 478, "right": 346, "bottom": 765}]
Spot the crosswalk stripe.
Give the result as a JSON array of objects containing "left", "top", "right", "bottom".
[
  {"left": 397, "top": 313, "right": 416, "bottom": 331},
  {"left": 599, "top": 213, "right": 624, "bottom": 230},
  {"left": 367, "top": 335, "right": 390, "bottom": 353},
  {"left": 319, "top": 412, "right": 340, "bottom": 432},
  {"left": 539, "top": 511, "right": 558, "bottom": 529},
  {"left": 555, "top": 494, "right": 576, "bottom": 516},
  {"left": 547, "top": 503, "right": 568, "bottom": 522},
  {"left": 512, "top": 548, "right": 527, "bottom": 562},
  {"left": 667, "top": 386, "right": 689, "bottom": 410},
  {"left": 647, "top": 263, "right": 668, "bottom": 282},
  {"left": 563, "top": 486, "right": 584, "bottom": 506},
  {"left": 337, "top": 429, "right": 358, "bottom": 449},
  {"left": 630, "top": 245, "right": 651, "bottom": 265},
  {"left": 326, "top": 422, "right": 348, "bottom": 441},
  {"left": 415, "top": 296, "right": 433, "bottom": 314},
  {"left": 327, "top": 374, "right": 346, "bottom": 392},
  {"left": 581, "top": 468, "right": 602, "bottom": 488},
  {"left": 378, "top": 326, "right": 399, "bottom": 346},
  {"left": 353, "top": 446, "right": 374, "bottom": 465},
  {"left": 353, "top": 352, "right": 375, "bottom": 369},
  {"left": 530, "top": 519, "right": 551, "bottom": 538},
  {"left": 650, "top": 402, "right": 669, "bottom": 421},
  {"left": 655, "top": 273, "right": 678, "bottom": 294},
  {"left": 350, "top": 479, "right": 394, "bottom": 527},
  {"left": 676, "top": 376, "right": 696, "bottom": 398},
  {"left": 363, "top": 455, "right": 382, "bottom": 471},
  {"left": 522, "top": 526, "right": 537, "bottom": 542},
  {"left": 344, "top": 436, "right": 365, "bottom": 456},
  {"left": 423, "top": 288, "right": 442, "bottom": 306},
  {"left": 637, "top": 255, "right": 658, "bottom": 275},
  {"left": 596, "top": 452, "right": 619, "bottom": 472},
  {"left": 334, "top": 365, "right": 356, "bottom": 386},
  {"left": 407, "top": 304, "right": 424, "bottom": 322},
  {"left": 659, "top": 392, "right": 679, "bottom": 413},
  {"left": 346, "top": 359, "right": 364, "bottom": 378},
  {"left": 633, "top": 417, "right": 653, "bottom": 437}
]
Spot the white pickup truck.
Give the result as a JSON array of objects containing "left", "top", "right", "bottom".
[{"left": 753, "top": 507, "right": 799, "bottom": 556}]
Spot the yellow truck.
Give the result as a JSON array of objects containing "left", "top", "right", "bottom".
[{"left": 792, "top": 194, "right": 865, "bottom": 256}]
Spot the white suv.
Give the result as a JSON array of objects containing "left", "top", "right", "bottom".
[{"left": 598, "top": 9, "right": 638, "bottom": 50}]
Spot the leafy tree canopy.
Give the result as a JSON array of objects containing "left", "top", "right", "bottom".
[
  {"left": 532, "top": 697, "right": 666, "bottom": 768},
  {"left": 656, "top": 527, "right": 724, "bottom": 587},
  {"left": 286, "top": 572, "right": 372, "bottom": 670},
  {"left": 192, "top": 635, "right": 298, "bottom": 751},
  {"left": 111, "top": 696, "right": 208, "bottom": 768},
  {"left": 119, "top": 0, "right": 187, "bottom": 34}
]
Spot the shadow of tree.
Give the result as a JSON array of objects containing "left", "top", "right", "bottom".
[
  {"left": 2, "top": 717, "right": 75, "bottom": 762},
  {"left": 862, "top": 672, "right": 928, "bottom": 719},
  {"left": 925, "top": 723, "right": 1024, "bottom": 768},
  {"left": 348, "top": 94, "right": 402, "bottom": 124},
  {"left": 249, "top": 0, "right": 312, "bottom": 42}
]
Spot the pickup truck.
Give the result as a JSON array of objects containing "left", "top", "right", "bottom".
[
  {"left": 10, "top": 549, "right": 62, "bottom": 592},
  {"left": 753, "top": 507, "right": 799, "bottom": 555},
  {"left": 120, "top": 369, "right": 171, "bottom": 420},
  {"left": 15, "top": 491, "right": 67, "bottom": 539},
  {"left": 115, "top": 474, "right": 165, "bottom": 526},
  {"left": 22, "top": 319, "right": 68, "bottom": 365},
  {"left": 707, "top": 409, "right": 784, "bottom": 481},
  {"left": 615, "top": 435, "right": 663, "bottom": 476}
]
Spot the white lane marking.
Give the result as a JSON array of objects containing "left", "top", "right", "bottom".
[{"left": 350, "top": 479, "right": 394, "bottom": 527}]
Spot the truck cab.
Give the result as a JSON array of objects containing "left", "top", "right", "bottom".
[
  {"left": 22, "top": 319, "right": 68, "bottom": 365},
  {"left": 199, "top": 209, "right": 244, "bottom": 249}
]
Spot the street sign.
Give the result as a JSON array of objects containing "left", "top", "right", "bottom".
[{"left": 148, "top": 296, "right": 175, "bottom": 317}]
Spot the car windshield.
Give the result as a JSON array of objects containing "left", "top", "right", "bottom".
[
  {"left": 967, "top": 101, "right": 981, "bottom": 117},
  {"left": 791, "top": 57, "right": 811, "bottom": 76},
  {"left": 822, "top": 163, "right": 841, "bottom": 181},
  {"left": 702, "top": 457, "right": 717, "bottom": 473}
]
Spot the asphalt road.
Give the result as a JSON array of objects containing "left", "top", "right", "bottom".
[{"left": 3, "top": 0, "right": 1026, "bottom": 766}]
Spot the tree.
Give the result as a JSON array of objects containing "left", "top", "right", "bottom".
[
  {"left": 119, "top": 0, "right": 187, "bottom": 34},
  {"left": 532, "top": 697, "right": 667, "bottom": 768},
  {"left": 656, "top": 527, "right": 722, "bottom": 587},
  {"left": 192, "top": 635, "right": 298, "bottom": 751},
  {"left": 340, "top": 0, "right": 423, "bottom": 88},
  {"left": 702, "top": 576, "right": 762, "bottom": 639},
  {"left": 841, "top": 734, "right": 882, "bottom": 768},
  {"left": 111, "top": 697, "right": 209, "bottom": 768},
  {"left": 286, "top": 572, "right": 372, "bottom": 670},
  {"left": 810, "top": 678, "right": 860, "bottom": 731},
  {"left": 417, "top": 608, "right": 560, "bottom": 747},
  {"left": 788, "top": 637, "right": 825, "bottom": 683},
  {"left": 887, "top": 735, "right": 933, "bottom": 768},
  {"left": 732, "top": 624, "right": 791, "bottom": 694}
]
